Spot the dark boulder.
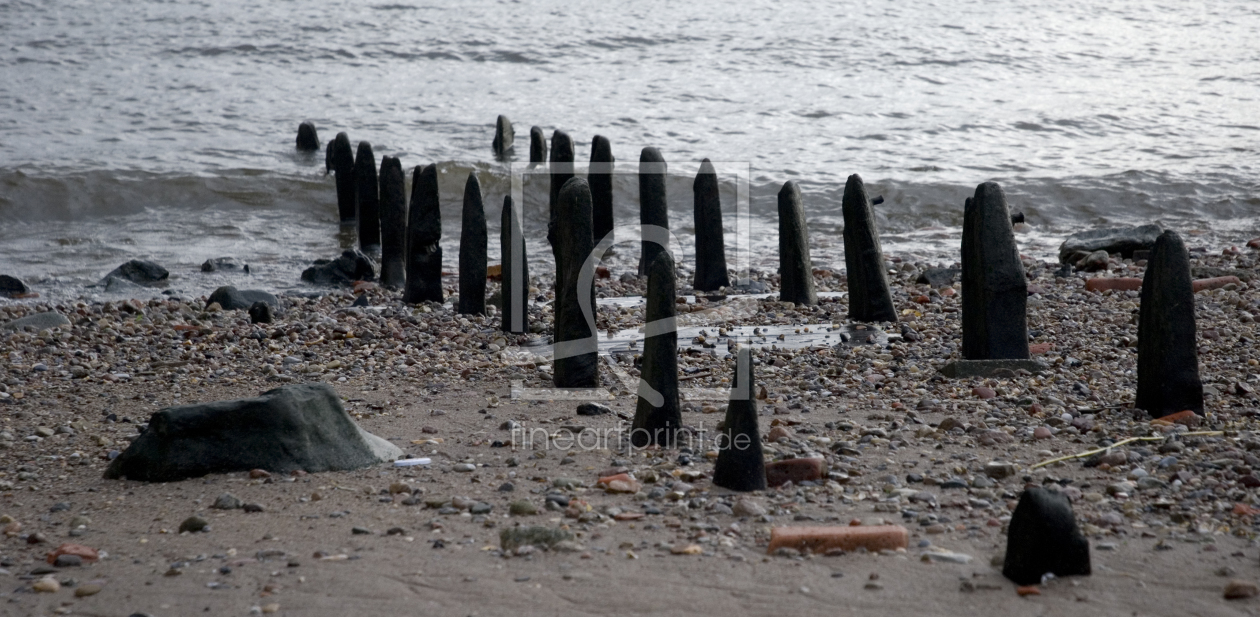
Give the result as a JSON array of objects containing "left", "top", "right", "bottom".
[
  {"left": 915, "top": 267, "right": 960, "bottom": 288},
  {"left": 206, "top": 286, "right": 278, "bottom": 311},
  {"left": 1136, "top": 230, "right": 1203, "bottom": 417},
  {"left": 1002, "top": 487, "right": 1090, "bottom": 585},
  {"left": 301, "top": 250, "right": 376, "bottom": 287},
  {"left": 99, "top": 260, "right": 168, "bottom": 287},
  {"left": 103, "top": 383, "right": 402, "bottom": 482},
  {"left": 200, "top": 257, "right": 245, "bottom": 273},
  {"left": 1058, "top": 224, "right": 1163, "bottom": 264},
  {"left": 296, "top": 122, "right": 320, "bottom": 151},
  {"left": 248, "top": 301, "right": 273, "bottom": 324},
  {"left": 0, "top": 275, "right": 30, "bottom": 297}
]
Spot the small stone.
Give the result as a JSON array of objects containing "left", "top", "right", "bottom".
[
  {"left": 453, "top": 463, "right": 476, "bottom": 472},
  {"left": 74, "top": 583, "right": 103, "bottom": 597},
  {"left": 212, "top": 493, "right": 242, "bottom": 510},
  {"left": 985, "top": 462, "right": 1017, "bottom": 479},
  {"left": 351, "top": 527, "right": 373, "bottom": 535},
  {"left": 32, "top": 577, "right": 59, "bottom": 593},
  {"left": 732, "top": 498, "right": 767, "bottom": 517},
  {"left": 242, "top": 503, "right": 265, "bottom": 513},
  {"left": 53, "top": 554, "right": 82, "bottom": 568},
  {"left": 509, "top": 501, "right": 538, "bottom": 516},
  {"left": 179, "top": 516, "right": 208, "bottom": 533},
  {"left": 1225, "top": 580, "right": 1258, "bottom": 600},
  {"left": 1033, "top": 427, "right": 1052, "bottom": 440},
  {"left": 576, "top": 403, "right": 611, "bottom": 416}
]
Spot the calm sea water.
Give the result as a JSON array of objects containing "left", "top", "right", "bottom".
[{"left": 1, "top": 0, "right": 1257, "bottom": 301}]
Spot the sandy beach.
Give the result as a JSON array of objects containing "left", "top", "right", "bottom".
[{"left": 2, "top": 245, "right": 1260, "bottom": 617}]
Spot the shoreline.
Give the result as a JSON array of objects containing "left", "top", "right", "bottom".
[{"left": 1, "top": 248, "right": 1259, "bottom": 615}]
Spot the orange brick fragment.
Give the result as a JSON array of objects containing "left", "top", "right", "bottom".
[
  {"left": 1085, "top": 277, "right": 1142, "bottom": 292},
  {"left": 46, "top": 544, "right": 99, "bottom": 564},
  {"left": 1017, "top": 585, "right": 1041, "bottom": 596},
  {"left": 1193, "top": 276, "right": 1242, "bottom": 292},
  {"left": 768, "top": 525, "right": 908, "bottom": 555}
]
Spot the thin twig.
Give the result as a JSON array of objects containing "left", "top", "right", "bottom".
[{"left": 1029, "top": 430, "right": 1225, "bottom": 470}]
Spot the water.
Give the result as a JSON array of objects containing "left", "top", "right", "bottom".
[{"left": 2, "top": 0, "right": 1257, "bottom": 302}]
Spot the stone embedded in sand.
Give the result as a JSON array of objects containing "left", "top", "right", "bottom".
[
  {"left": 842, "top": 174, "right": 897, "bottom": 322},
  {"left": 638, "top": 147, "right": 669, "bottom": 276},
  {"left": 916, "top": 267, "right": 960, "bottom": 288},
  {"left": 458, "top": 172, "right": 488, "bottom": 316},
  {"left": 206, "top": 286, "right": 277, "bottom": 311},
  {"left": 492, "top": 115, "right": 514, "bottom": 154},
  {"left": 765, "top": 457, "right": 824, "bottom": 487},
  {"left": 777, "top": 180, "right": 817, "bottom": 306},
  {"left": 632, "top": 251, "right": 681, "bottom": 448},
  {"left": 99, "top": 259, "right": 168, "bottom": 287},
  {"left": 354, "top": 141, "right": 381, "bottom": 252},
  {"left": 529, "top": 126, "right": 547, "bottom": 164},
  {"left": 103, "top": 383, "right": 401, "bottom": 482},
  {"left": 712, "top": 347, "right": 766, "bottom": 492},
  {"left": 378, "top": 156, "right": 407, "bottom": 288},
  {"left": 961, "top": 182, "right": 1029, "bottom": 360},
  {"left": 2, "top": 311, "right": 70, "bottom": 332},
  {"left": 590, "top": 135, "right": 615, "bottom": 246},
  {"left": 1002, "top": 487, "right": 1091, "bottom": 585},
  {"left": 1059, "top": 223, "right": 1163, "bottom": 264},
  {"left": 552, "top": 177, "right": 598, "bottom": 388},
  {"left": 576, "top": 402, "right": 610, "bottom": 416},
  {"left": 767, "top": 525, "right": 909, "bottom": 555},
  {"left": 301, "top": 250, "right": 375, "bottom": 287},
  {"left": 500, "top": 526, "right": 573, "bottom": 552},
  {"left": 296, "top": 121, "right": 320, "bottom": 151},
  {"left": 1137, "top": 230, "right": 1204, "bottom": 418},
  {"left": 693, "top": 158, "right": 730, "bottom": 292},
  {"left": 499, "top": 195, "right": 530, "bottom": 334},
  {"left": 331, "top": 132, "right": 356, "bottom": 223},
  {"left": 404, "top": 164, "right": 444, "bottom": 304}
]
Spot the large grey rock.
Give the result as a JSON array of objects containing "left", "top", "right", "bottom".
[
  {"left": 712, "top": 347, "right": 766, "bottom": 492},
  {"left": 692, "top": 158, "right": 730, "bottom": 292},
  {"left": 378, "top": 156, "right": 407, "bottom": 288},
  {"left": 1137, "top": 230, "right": 1203, "bottom": 418},
  {"left": 552, "top": 178, "right": 598, "bottom": 388},
  {"left": 1058, "top": 224, "right": 1163, "bottom": 264},
  {"left": 961, "top": 182, "right": 1029, "bottom": 360},
  {"left": 492, "top": 115, "right": 514, "bottom": 155},
  {"left": 200, "top": 257, "right": 244, "bottom": 273},
  {"left": 500, "top": 195, "right": 530, "bottom": 334},
  {"left": 590, "top": 135, "right": 615, "bottom": 246},
  {"left": 296, "top": 121, "right": 320, "bottom": 151},
  {"left": 938, "top": 359, "right": 1047, "bottom": 378},
  {"left": 842, "top": 174, "right": 896, "bottom": 322},
  {"left": 638, "top": 147, "right": 669, "bottom": 276},
  {"left": 206, "top": 286, "right": 278, "bottom": 311},
  {"left": 301, "top": 250, "right": 375, "bottom": 287},
  {"left": 103, "top": 383, "right": 401, "bottom": 482},
  {"left": 2, "top": 312, "right": 70, "bottom": 332},
  {"left": 404, "top": 164, "right": 443, "bottom": 304},
  {"left": 0, "top": 275, "right": 30, "bottom": 297},
  {"left": 916, "top": 268, "right": 960, "bottom": 288},
  {"left": 777, "top": 181, "right": 816, "bottom": 306},
  {"left": 1003, "top": 487, "right": 1090, "bottom": 585},
  {"left": 331, "top": 132, "right": 356, "bottom": 223},
  {"left": 631, "top": 251, "right": 680, "bottom": 448},
  {"left": 458, "top": 172, "right": 487, "bottom": 316},
  {"left": 354, "top": 141, "right": 381, "bottom": 252},
  {"left": 99, "top": 260, "right": 168, "bottom": 287}
]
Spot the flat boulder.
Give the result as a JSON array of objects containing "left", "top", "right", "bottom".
[
  {"left": 2, "top": 312, "right": 70, "bottom": 332},
  {"left": 301, "top": 250, "right": 376, "bottom": 287},
  {"left": 206, "top": 286, "right": 278, "bottom": 311},
  {"left": 98, "top": 260, "right": 169, "bottom": 287},
  {"left": 104, "top": 383, "right": 401, "bottom": 482},
  {"left": 1058, "top": 224, "right": 1163, "bottom": 264}
]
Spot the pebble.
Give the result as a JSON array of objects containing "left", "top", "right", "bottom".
[
  {"left": 74, "top": 583, "right": 103, "bottom": 597},
  {"left": 178, "top": 516, "right": 208, "bottom": 533},
  {"left": 1225, "top": 580, "right": 1258, "bottom": 600},
  {"left": 32, "top": 577, "right": 59, "bottom": 592}
]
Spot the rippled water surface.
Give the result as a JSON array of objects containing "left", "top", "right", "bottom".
[{"left": 1, "top": 0, "right": 1257, "bottom": 301}]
